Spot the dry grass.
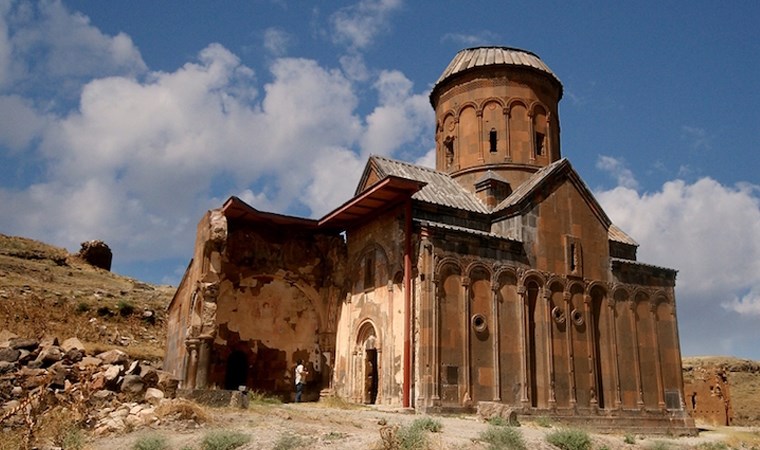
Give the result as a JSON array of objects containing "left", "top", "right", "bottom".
[
  {"left": 155, "top": 398, "right": 212, "bottom": 424},
  {"left": 721, "top": 428, "right": 760, "bottom": 448},
  {"left": 0, "top": 233, "right": 173, "bottom": 362}
]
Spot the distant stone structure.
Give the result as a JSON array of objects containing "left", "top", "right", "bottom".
[
  {"left": 684, "top": 366, "right": 733, "bottom": 426},
  {"left": 76, "top": 240, "right": 112, "bottom": 271},
  {"left": 165, "top": 47, "right": 695, "bottom": 433}
]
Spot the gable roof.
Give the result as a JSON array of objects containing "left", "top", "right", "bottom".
[
  {"left": 356, "top": 155, "right": 490, "bottom": 214},
  {"left": 492, "top": 158, "right": 612, "bottom": 228}
]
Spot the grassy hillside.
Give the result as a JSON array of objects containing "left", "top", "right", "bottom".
[{"left": 0, "top": 233, "right": 174, "bottom": 362}]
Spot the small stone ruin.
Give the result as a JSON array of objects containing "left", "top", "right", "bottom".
[{"left": 76, "top": 240, "right": 113, "bottom": 271}]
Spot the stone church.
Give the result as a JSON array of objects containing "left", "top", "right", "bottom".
[{"left": 165, "top": 47, "right": 694, "bottom": 432}]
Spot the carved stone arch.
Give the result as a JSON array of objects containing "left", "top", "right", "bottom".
[
  {"left": 507, "top": 98, "right": 529, "bottom": 111},
  {"left": 355, "top": 319, "right": 380, "bottom": 405},
  {"left": 652, "top": 290, "right": 671, "bottom": 306},
  {"left": 353, "top": 242, "right": 391, "bottom": 272},
  {"left": 529, "top": 101, "right": 550, "bottom": 116},
  {"left": 633, "top": 289, "right": 654, "bottom": 313},
  {"left": 480, "top": 96, "right": 506, "bottom": 110},
  {"left": 456, "top": 101, "right": 480, "bottom": 117},
  {"left": 586, "top": 281, "right": 608, "bottom": 299},
  {"left": 545, "top": 276, "right": 566, "bottom": 295},
  {"left": 434, "top": 255, "right": 463, "bottom": 277},
  {"left": 519, "top": 269, "right": 545, "bottom": 288},
  {"left": 353, "top": 241, "right": 392, "bottom": 292},
  {"left": 465, "top": 261, "right": 492, "bottom": 280},
  {"left": 566, "top": 280, "right": 586, "bottom": 296},
  {"left": 611, "top": 285, "right": 632, "bottom": 304},
  {"left": 494, "top": 265, "right": 517, "bottom": 282},
  {"left": 356, "top": 319, "right": 380, "bottom": 347}
]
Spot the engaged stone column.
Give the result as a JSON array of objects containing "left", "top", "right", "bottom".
[
  {"left": 196, "top": 336, "right": 213, "bottom": 389},
  {"left": 185, "top": 338, "right": 200, "bottom": 390}
]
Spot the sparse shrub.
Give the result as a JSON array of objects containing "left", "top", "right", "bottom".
[
  {"left": 479, "top": 425, "right": 527, "bottom": 450},
  {"left": 97, "top": 306, "right": 113, "bottom": 317},
  {"left": 546, "top": 428, "right": 592, "bottom": 450},
  {"left": 378, "top": 418, "right": 442, "bottom": 450},
  {"left": 133, "top": 433, "right": 169, "bottom": 450},
  {"left": 535, "top": 415, "right": 553, "bottom": 427},
  {"left": 411, "top": 417, "right": 442, "bottom": 433},
  {"left": 485, "top": 415, "right": 509, "bottom": 427},
  {"left": 649, "top": 441, "right": 670, "bottom": 450},
  {"left": 200, "top": 429, "right": 250, "bottom": 450},
  {"left": 323, "top": 431, "right": 347, "bottom": 441},
  {"left": 248, "top": 390, "right": 282, "bottom": 405},
  {"left": 59, "top": 427, "right": 86, "bottom": 450},
  {"left": 696, "top": 443, "right": 729, "bottom": 450},
  {"left": 273, "top": 431, "right": 305, "bottom": 450},
  {"left": 75, "top": 302, "right": 91, "bottom": 314},
  {"left": 118, "top": 300, "right": 135, "bottom": 317},
  {"left": 624, "top": 434, "right": 636, "bottom": 445}
]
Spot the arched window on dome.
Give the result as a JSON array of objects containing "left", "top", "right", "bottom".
[{"left": 533, "top": 106, "right": 548, "bottom": 158}]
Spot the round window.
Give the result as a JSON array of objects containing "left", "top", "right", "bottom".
[
  {"left": 551, "top": 306, "right": 566, "bottom": 324},
  {"left": 471, "top": 314, "right": 488, "bottom": 333}
]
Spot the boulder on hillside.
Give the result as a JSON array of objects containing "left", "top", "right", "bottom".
[{"left": 76, "top": 240, "right": 113, "bottom": 271}]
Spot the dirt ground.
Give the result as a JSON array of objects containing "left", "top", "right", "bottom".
[{"left": 88, "top": 401, "right": 760, "bottom": 450}]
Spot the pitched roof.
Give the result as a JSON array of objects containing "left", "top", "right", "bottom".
[
  {"left": 491, "top": 157, "right": 615, "bottom": 231},
  {"left": 609, "top": 223, "right": 638, "bottom": 246},
  {"left": 359, "top": 155, "right": 490, "bottom": 214}
]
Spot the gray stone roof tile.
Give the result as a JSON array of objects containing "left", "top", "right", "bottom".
[{"left": 369, "top": 156, "right": 489, "bottom": 214}]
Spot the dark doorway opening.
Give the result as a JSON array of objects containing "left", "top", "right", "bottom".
[
  {"left": 225, "top": 350, "right": 248, "bottom": 390},
  {"left": 365, "top": 348, "right": 378, "bottom": 404}
]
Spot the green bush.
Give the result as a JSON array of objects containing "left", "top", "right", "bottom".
[
  {"left": 248, "top": 390, "right": 282, "bottom": 405},
  {"left": 117, "top": 300, "right": 135, "bottom": 317},
  {"left": 59, "top": 426, "right": 86, "bottom": 450},
  {"left": 485, "top": 416, "right": 508, "bottom": 427},
  {"left": 624, "top": 433, "right": 636, "bottom": 444},
  {"left": 546, "top": 428, "right": 592, "bottom": 450},
  {"left": 201, "top": 429, "right": 250, "bottom": 450},
  {"left": 479, "top": 425, "right": 526, "bottom": 450},
  {"left": 133, "top": 433, "right": 169, "bottom": 450},
  {"left": 410, "top": 417, "right": 442, "bottom": 433},
  {"left": 75, "top": 302, "right": 91, "bottom": 314},
  {"left": 535, "top": 415, "right": 553, "bottom": 427}
]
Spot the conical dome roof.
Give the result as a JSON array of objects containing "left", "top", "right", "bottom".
[{"left": 431, "top": 46, "right": 563, "bottom": 103}]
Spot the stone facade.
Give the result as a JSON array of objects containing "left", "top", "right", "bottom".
[{"left": 165, "top": 47, "right": 694, "bottom": 433}]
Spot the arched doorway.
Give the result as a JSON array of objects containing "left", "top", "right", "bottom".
[
  {"left": 356, "top": 322, "right": 379, "bottom": 404},
  {"left": 225, "top": 350, "right": 248, "bottom": 390}
]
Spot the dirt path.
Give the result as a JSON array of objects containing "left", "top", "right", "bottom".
[{"left": 88, "top": 402, "right": 755, "bottom": 450}]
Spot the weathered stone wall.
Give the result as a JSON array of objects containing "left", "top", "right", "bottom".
[
  {"left": 334, "top": 205, "right": 406, "bottom": 405},
  {"left": 684, "top": 366, "right": 732, "bottom": 426},
  {"left": 164, "top": 210, "right": 222, "bottom": 381},
  {"left": 208, "top": 220, "right": 346, "bottom": 400}
]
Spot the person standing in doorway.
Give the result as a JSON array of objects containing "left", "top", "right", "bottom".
[{"left": 294, "top": 359, "right": 308, "bottom": 402}]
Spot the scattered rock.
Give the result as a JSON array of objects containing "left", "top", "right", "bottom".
[
  {"left": 61, "top": 337, "right": 86, "bottom": 352},
  {"left": 0, "top": 347, "right": 20, "bottom": 362}
]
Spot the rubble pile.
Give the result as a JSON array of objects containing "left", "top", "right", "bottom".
[{"left": 0, "top": 329, "right": 185, "bottom": 437}]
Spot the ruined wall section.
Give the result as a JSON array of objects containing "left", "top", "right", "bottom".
[
  {"left": 164, "top": 209, "right": 225, "bottom": 382},
  {"left": 683, "top": 366, "right": 732, "bottom": 426},
  {"left": 208, "top": 219, "right": 346, "bottom": 400},
  {"left": 334, "top": 205, "right": 407, "bottom": 405}
]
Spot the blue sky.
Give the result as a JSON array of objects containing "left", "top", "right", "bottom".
[{"left": 1, "top": 0, "right": 759, "bottom": 359}]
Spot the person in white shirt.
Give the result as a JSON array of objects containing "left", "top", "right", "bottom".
[{"left": 294, "top": 359, "right": 308, "bottom": 402}]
